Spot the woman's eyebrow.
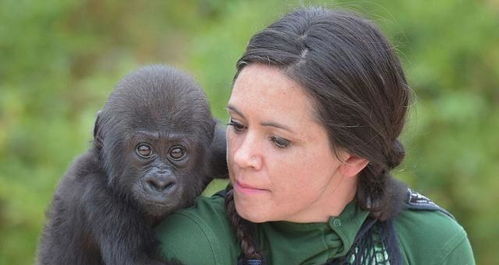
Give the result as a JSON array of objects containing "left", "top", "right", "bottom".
[
  {"left": 261, "top": 121, "right": 294, "bottom": 133},
  {"left": 227, "top": 104, "right": 294, "bottom": 133},
  {"left": 226, "top": 105, "right": 245, "bottom": 118}
]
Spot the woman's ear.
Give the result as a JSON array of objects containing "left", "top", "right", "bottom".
[{"left": 339, "top": 153, "right": 369, "bottom": 178}]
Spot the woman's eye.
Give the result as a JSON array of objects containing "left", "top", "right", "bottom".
[
  {"left": 227, "top": 119, "right": 246, "bottom": 133},
  {"left": 136, "top": 143, "right": 153, "bottom": 158},
  {"left": 169, "top": 145, "right": 186, "bottom": 160},
  {"left": 270, "top": 136, "right": 291, "bottom": 149}
]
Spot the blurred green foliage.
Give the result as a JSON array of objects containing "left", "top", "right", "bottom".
[{"left": 1, "top": 0, "right": 498, "bottom": 264}]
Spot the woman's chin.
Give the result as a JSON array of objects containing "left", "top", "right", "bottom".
[
  {"left": 234, "top": 200, "right": 270, "bottom": 223},
  {"left": 239, "top": 210, "right": 268, "bottom": 223}
]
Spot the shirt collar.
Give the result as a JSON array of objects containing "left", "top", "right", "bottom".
[{"left": 258, "top": 201, "right": 370, "bottom": 263}]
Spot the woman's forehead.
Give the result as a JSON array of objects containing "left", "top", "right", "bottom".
[
  {"left": 231, "top": 65, "right": 310, "bottom": 111},
  {"left": 229, "top": 64, "right": 324, "bottom": 136}
]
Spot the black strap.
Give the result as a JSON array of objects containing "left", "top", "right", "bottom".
[
  {"left": 327, "top": 188, "right": 453, "bottom": 265},
  {"left": 405, "top": 189, "right": 454, "bottom": 219},
  {"left": 326, "top": 218, "right": 402, "bottom": 265}
]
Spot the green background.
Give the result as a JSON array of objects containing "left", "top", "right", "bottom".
[{"left": 0, "top": 0, "right": 498, "bottom": 264}]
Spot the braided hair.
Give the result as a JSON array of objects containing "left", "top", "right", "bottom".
[{"left": 225, "top": 7, "right": 411, "bottom": 263}]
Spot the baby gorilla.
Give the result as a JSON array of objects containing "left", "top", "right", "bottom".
[{"left": 37, "top": 65, "right": 227, "bottom": 265}]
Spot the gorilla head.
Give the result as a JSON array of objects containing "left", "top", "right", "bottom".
[{"left": 94, "top": 65, "right": 219, "bottom": 217}]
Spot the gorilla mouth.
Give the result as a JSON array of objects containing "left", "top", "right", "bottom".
[{"left": 135, "top": 181, "right": 184, "bottom": 209}]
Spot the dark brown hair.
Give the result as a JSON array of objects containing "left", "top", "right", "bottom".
[{"left": 226, "top": 7, "right": 411, "bottom": 261}]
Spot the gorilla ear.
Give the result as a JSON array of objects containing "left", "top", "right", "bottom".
[
  {"left": 93, "top": 110, "right": 104, "bottom": 150},
  {"left": 206, "top": 119, "right": 228, "bottom": 179}
]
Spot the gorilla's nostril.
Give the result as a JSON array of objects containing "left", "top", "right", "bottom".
[{"left": 146, "top": 178, "right": 175, "bottom": 192}]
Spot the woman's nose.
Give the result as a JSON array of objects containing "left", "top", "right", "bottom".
[{"left": 232, "top": 133, "right": 263, "bottom": 170}]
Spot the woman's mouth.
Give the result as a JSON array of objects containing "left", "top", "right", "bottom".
[{"left": 234, "top": 180, "right": 268, "bottom": 195}]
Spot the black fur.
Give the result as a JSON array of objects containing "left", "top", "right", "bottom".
[{"left": 37, "top": 65, "right": 227, "bottom": 265}]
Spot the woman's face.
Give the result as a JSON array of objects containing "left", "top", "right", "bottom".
[{"left": 227, "top": 64, "right": 356, "bottom": 223}]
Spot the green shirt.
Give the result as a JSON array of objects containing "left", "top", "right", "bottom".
[{"left": 156, "top": 193, "right": 475, "bottom": 265}]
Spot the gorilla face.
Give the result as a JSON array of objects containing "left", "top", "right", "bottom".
[{"left": 124, "top": 130, "right": 209, "bottom": 217}]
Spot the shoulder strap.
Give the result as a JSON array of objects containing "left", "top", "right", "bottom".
[
  {"left": 326, "top": 217, "right": 402, "bottom": 265},
  {"left": 405, "top": 189, "right": 455, "bottom": 219}
]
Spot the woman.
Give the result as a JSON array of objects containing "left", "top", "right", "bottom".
[{"left": 156, "top": 7, "right": 475, "bottom": 265}]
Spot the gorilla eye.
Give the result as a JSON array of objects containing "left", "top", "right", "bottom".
[
  {"left": 169, "top": 145, "right": 186, "bottom": 160},
  {"left": 136, "top": 144, "right": 153, "bottom": 158}
]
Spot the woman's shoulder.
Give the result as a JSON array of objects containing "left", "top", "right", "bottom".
[
  {"left": 155, "top": 193, "right": 240, "bottom": 265},
  {"left": 394, "top": 191, "right": 475, "bottom": 265}
]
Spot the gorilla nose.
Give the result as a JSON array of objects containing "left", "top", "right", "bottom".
[{"left": 145, "top": 175, "right": 176, "bottom": 192}]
